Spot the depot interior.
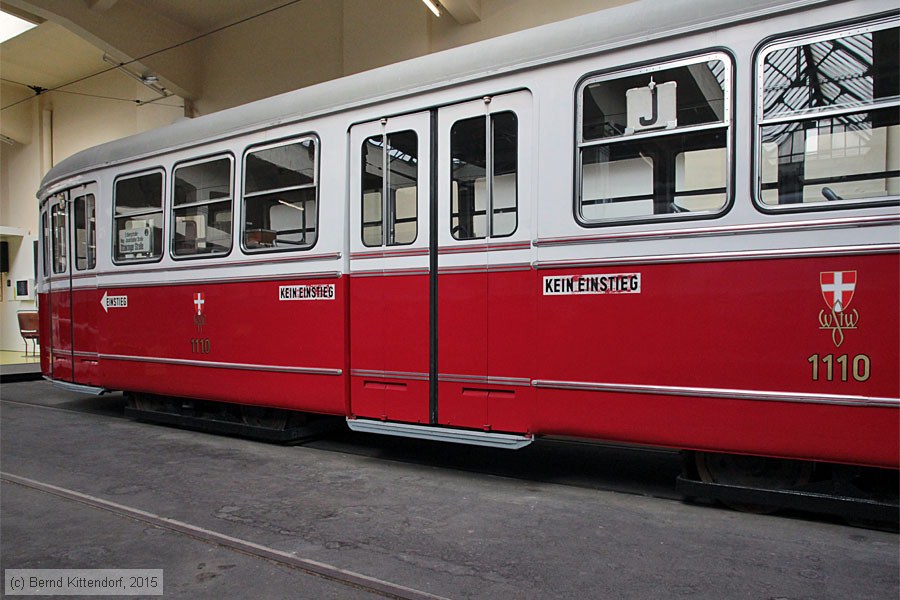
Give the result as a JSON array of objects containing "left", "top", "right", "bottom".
[{"left": 0, "top": 0, "right": 634, "bottom": 362}]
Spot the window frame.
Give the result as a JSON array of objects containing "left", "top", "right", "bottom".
[
  {"left": 240, "top": 134, "right": 320, "bottom": 255},
  {"left": 169, "top": 153, "right": 235, "bottom": 261},
  {"left": 574, "top": 49, "right": 734, "bottom": 228},
  {"left": 73, "top": 192, "right": 97, "bottom": 271},
  {"left": 50, "top": 194, "right": 68, "bottom": 275},
  {"left": 40, "top": 208, "right": 50, "bottom": 278},
  {"left": 449, "top": 110, "right": 520, "bottom": 241},
  {"left": 112, "top": 169, "right": 166, "bottom": 265},
  {"left": 752, "top": 16, "right": 900, "bottom": 214},
  {"left": 361, "top": 130, "right": 419, "bottom": 248}
]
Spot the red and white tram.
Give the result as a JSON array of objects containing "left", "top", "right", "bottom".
[{"left": 37, "top": 0, "right": 899, "bottom": 502}]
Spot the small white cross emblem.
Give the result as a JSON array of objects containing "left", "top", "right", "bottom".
[{"left": 194, "top": 293, "right": 205, "bottom": 316}]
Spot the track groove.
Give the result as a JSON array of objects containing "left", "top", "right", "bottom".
[{"left": 1, "top": 472, "right": 451, "bottom": 600}]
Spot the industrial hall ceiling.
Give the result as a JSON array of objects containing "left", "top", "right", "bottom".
[{"left": 1, "top": 0, "right": 625, "bottom": 124}]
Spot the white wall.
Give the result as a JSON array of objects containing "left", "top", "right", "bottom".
[{"left": 0, "top": 71, "right": 183, "bottom": 351}]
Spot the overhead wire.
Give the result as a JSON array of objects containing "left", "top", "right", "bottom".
[
  {"left": 0, "top": 77, "right": 183, "bottom": 107},
  {"left": 0, "top": 0, "right": 304, "bottom": 112}
]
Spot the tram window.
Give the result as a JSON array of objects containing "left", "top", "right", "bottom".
[
  {"left": 114, "top": 172, "right": 163, "bottom": 262},
  {"left": 243, "top": 138, "right": 318, "bottom": 251},
  {"left": 41, "top": 211, "right": 50, "bottom": 277},
  {"left": 73, "top": 194, "right": 96, "bottom": 270},
  {"left": 172, "top": 157, "right": 232, "bottom": 257},
  {"left": 756, "top": 21, "right": 899, "bottom": 209},
  {"left": 577, "top": 53, "right": 731, "bottom": 225},
  {"left": 362, "top": 130, "right": 418, "bottom": 247},
  {"left": 450, "top": 111, "right": 518, "bottom": 240},
  {"left": 51, "top": 201, "right": 66, "bottom": 274}
]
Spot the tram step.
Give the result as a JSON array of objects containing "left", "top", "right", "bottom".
[{"left": 346, "top": 418, "right": 533, "bottom": 449}]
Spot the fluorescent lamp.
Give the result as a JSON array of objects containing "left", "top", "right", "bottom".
[
  {"left": 0, "top": 11, "right": 37, "bottom": 43},
  {"left": 277, "top": 200, "right": 304, "bottom": 212},
  {"left": 421, "top": 0, "right": 441, "bottom": 17}
]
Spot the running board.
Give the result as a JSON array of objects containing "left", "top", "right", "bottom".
[
  {"left": 347, "top": 419, "right": 533, "bottom": 449},
  {"left": 44, "top": 377, "right": 110, "bottom": 396}
]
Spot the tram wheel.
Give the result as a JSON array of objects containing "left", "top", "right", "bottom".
[
  {"left": 130, "top": 393, "right": 164, "bottom": 412},
  {"left": 239, "top": 405, "right": 289, "bottom": 430},
  {"left": 694, "top": 452, "right": 814, "bottom": 514}
]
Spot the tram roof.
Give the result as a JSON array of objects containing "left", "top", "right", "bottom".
[{"left": 38, "top": 0, "right": 847, "bottom": 199}]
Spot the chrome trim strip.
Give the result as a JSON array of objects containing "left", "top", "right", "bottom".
[
  {"left": 51, "top": 348, "right": 97, "bottom": 358},
  {"left": 99, "top": 353, "right": 342, "bottom": 376},
  {"left": 350, "top": 248, "right": 430, "bottom": 260},
  {"left": 47, "top": 284, "right": 99, "bottom": 292},
  {"left": 44, "top": 377, "right": 110, "bottom": 396},
  {"left": 533, "top": 244, "right": 900, "bottom": 269},
  {"left": 531, "top": 379, "right": 899, "bottom": 408},
  {"left": 351, "top": 369, "right": 430, "bottom": 382},
  {"left": 99, "top": 271, "right": 343, "bottom": 288},
  {"left": 438, "top": 241, "right": 531, "bottom": 255},
  {"left": 350, "top": 268, "right": 430, "bottom": 278},
  {"left": 351, "top": 371, "right": 532, "bottom": 385},
  {"left": 347, "top": 419, "right": 533, "bottom": 449},
  {"left": 438, "top": 263, "right": 532, "bottom": 275},
  {"left": 438, "top": 374, "right": 532, "bottom": 387},
  {"left": 534, "top": 215, "right": 900, "bottom": 247},
  {"left": 47, "top": 273, "right": 98, "bottom": 283},
  {"left": 61, "top": 252, "right": 343, "bottom": 281}
]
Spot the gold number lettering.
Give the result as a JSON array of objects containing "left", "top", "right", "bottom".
[
  {"left": 852, "top": 354, "right": 870, "bottom": 382},
  {"left": 836, "top": 354, "right": 848, "bottom": 381},
  {"left": 191, "top": 338, "right": 211, "bottom": 354},
  {"left": 822, "top": 354, "right": 833, "bottom": 381},
  {"left": 808, "top": 353, "right": 871, "bottom": 383},
  {"left": 808, "top": 354, "right": 819, "bottom": 381}
]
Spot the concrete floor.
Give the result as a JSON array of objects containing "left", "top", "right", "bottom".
[{"left": 1, "top": 380, "right": 897, "bottom": 599}]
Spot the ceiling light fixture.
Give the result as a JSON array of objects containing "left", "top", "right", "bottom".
[
  {"left": 421, "top": 0, "right": 441, "bottom": 17},
  {"left": 102, "top": 54, "right": 172, "bottom": 105}
]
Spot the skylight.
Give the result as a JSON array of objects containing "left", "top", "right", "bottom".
[{"left": 0, "top": 11, "right": 37, "bottom": 44}]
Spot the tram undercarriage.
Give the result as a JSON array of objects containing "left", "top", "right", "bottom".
[{"left": 124, "top": 392, "right": 899, "bottom": 529}]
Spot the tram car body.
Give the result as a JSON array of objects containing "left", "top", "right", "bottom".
[{"left": 37, "top": 0, "right": 899, "bottom": 480}]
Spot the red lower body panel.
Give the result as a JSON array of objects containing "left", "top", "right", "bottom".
[
  {"left": 40, "top": 253, "right": 899, "bottom": 469},
  {"left": 535, "top": 388, "right": 898, "bottom": 468}
]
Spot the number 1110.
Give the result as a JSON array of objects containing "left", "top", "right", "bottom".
[{"left": 807, "top": 353, "right": 870, "bottom": 382}]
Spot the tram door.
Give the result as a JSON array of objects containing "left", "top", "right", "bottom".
[
  {"left": 349, "top": 112, "right": 432, "bottom": 423},
  {"left": 47, "top": 185, "right": 99, "bottom": 384},
  {"left": 435, "top": 91, "right": 535, "bottom": 433},
  {"left": 47, "top": 191, "right": 74, "bottom": 381}
]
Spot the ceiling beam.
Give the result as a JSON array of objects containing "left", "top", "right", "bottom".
[
  {"left": 3, "top": 0, "right": 201, "bottom": 101},
  {"left": 440, "top": 0, "right": 481, "bottom": 24}
]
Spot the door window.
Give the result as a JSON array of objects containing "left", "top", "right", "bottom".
[
  {"left": 450, "top": 111, "right": 518, "bottom": 239},
  {"left": 361, "top": 130, "right": 418, "bottom": 246},
  {"left": 73, "top": 194, "right": 96, "bottom": 270}
]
